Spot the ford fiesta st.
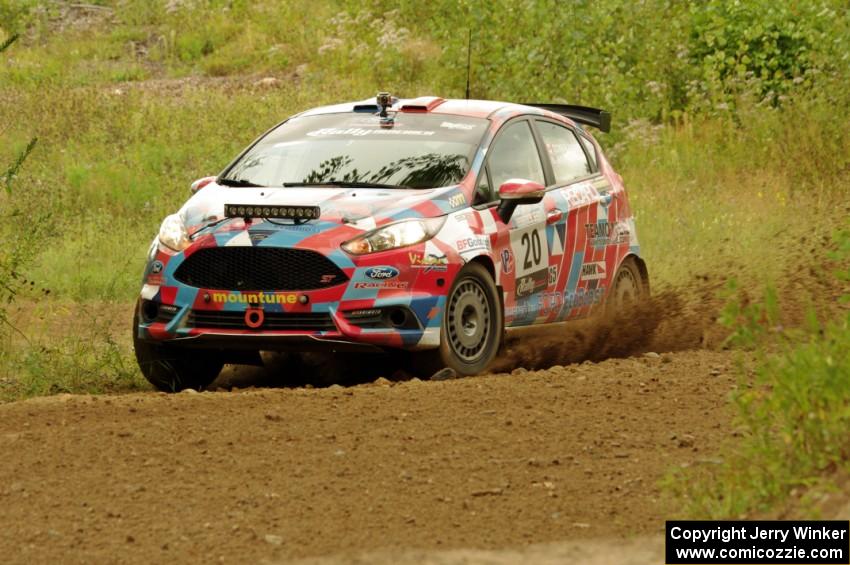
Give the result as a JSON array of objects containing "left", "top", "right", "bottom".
[{"left": 133, "top": 93, "right": 649, "bottom": 391}]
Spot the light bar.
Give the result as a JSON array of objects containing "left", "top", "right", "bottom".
[{"left": 224, "top": 204, "right": 321, "bottom": 220}]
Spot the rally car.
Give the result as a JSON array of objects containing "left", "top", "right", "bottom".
[{"left": 133, "top": 93, "right": 649, "bottom": 391}]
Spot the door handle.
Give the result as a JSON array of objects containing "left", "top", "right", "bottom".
[{"left": 546, "top": 209, "right": 564, "bottom": 224}]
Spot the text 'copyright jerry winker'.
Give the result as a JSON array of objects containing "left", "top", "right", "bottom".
[{"left": 666, "top": 520, "right": 849, "bottom": 564}]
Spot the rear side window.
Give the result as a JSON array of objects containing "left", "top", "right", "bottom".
[
  {"left": 487, "top": 121, "right": 546, "bottom": 190},
  {"left": 578, "top": 135, "right": 598, "bottom": 172},
  {"left": 536, "top": 121, "right": 592, "bottom": 185}
]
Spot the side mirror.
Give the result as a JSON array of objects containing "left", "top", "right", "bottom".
[
  {"left": 496, "top": 179, "right": 545, "bottom": 223},
  {"left": 190, "top": 176, "right": 216, "bottom": 193}
]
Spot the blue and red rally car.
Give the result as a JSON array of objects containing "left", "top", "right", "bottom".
[{"left": 134, "top": 94, "right": 649, "bottom": 391}]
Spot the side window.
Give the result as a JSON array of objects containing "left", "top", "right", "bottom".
[
  {"left": 487, "top": 121, "right": 546, "bottom": 192},
  {"left": 578, "top": 134, "right": 598, "bottom": 172},
  {"left": 536, "top": 121, "right": 592, "bottom": 185}
]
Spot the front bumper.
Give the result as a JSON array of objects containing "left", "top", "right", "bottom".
[{"left": 136, "top": 235, "right": 455, "bottom": 352}]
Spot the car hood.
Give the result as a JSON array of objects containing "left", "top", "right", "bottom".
[{"left": 180, "top": 182, "right": 466, "bottom": 234}]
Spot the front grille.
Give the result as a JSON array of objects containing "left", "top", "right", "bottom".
[
  {"left": 174, "top": 247, "right": 348, "bottom": 291},
  {"left": 189, "top": 310, "right": 336, "bottom": 331}
]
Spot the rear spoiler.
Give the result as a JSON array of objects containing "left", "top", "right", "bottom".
[{"left": 523, "top": 103, "right": 611, "bottom": 133}]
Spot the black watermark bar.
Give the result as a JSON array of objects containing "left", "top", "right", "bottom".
[{"left": 666, "top": 520, "right": 849, "bottom": 564}]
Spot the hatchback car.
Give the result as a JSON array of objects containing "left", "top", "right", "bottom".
[{"left": 134, "top": 94, "right": 649, "bottom": 391}]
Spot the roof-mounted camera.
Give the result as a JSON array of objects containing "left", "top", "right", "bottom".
[{"left": 376, "top": 92, "right": 393, "bottom": 118}]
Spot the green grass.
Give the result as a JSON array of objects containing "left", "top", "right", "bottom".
[{"left": 665, "top": 227, "right": 850, "bottom": 517}]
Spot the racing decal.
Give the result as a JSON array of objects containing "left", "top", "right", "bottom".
[
  {"left": 353, "top": 281, "right": 409, "bottom": 289},
  {"left": 548, "top": 265, "right": 558, "bottom": 286},
  {"left": 561, "top": 184, "right": 597, "bottom": 209},
  {"left": 440, "top": 121, "right": 475, "bottom": 130},
  {"left": 210, "top": 292, "right": 299, "bottom": 305},
  {"left": 456, "top": 235, "right": 490, "bottom": 253},
  {"left": 585, "top": 220, "right": 614, "bottom": 247},
  {"left": 585, "top": 219, "right": 630, "bottom": 247},
  {"left": 146, "top": 260, "right": 164, "bottom": 285},
  {"left": 306, "top": 127, "right": 436, "bottom": 137},
  {"left": 580, "top": 261, "right": 607, "bottom": 281},
  {"left": 564, "top": 287, "right": 606, "bottom": 310},
  {"left": 516, "top": 272, "right": 547, "bottom": 297},
  {"left": 501, "top": 248, "right": 514, "bottom": 274},
  {"left": 454, "top": 212, "right": 474, "bottom": 225},
  {"left": 448, "top": 193, "right": 466, "bottom": 208},
  {"left": 510, "top": 224, "right": 549, "bottom": 297},
  {"left": 408, "top": 252, "right": 448, "bottom": 272},
  {"left": 364, "top": 266, "right": 399, "bottom": 279}
]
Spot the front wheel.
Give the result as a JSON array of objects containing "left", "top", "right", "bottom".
[
  {"left": 133, "top": 307, "right": 224, "bottom": 392},
  {"left": 414, "top": 262, "right": 503, "bottom": 377}
]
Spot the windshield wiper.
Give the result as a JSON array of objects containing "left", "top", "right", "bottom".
[
  {"left": 282, "top": 181, "right": 410, "bottom": 189},
  {"left": 218, "top": 177, "right": 267, "bottom": 188}
]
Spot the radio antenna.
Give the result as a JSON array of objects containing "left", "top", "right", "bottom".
[{"left": 465, "top": 29, "right": 472, "bottom": 100}]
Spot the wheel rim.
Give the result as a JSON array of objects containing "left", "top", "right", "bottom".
[
  {"left": 446, "top": 278, "right": 491, "bottom": 362},
  {"left": 612, "top": 266, "right": 640, "bottom": 309}
]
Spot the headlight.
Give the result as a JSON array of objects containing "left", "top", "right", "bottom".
[
  {"left": 342, "top": 217, "right": 446, "bottom": 255},
  {"left": 158, "top": 214, "right": 190, "bottom": 251}
]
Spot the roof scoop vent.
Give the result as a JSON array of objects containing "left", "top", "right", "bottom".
[{"left": 400, "top": 96, "right": 445, "bottom": 113}]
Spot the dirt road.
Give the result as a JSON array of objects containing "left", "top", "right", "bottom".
[{"left": 0, "top": 349, "right": 737, "bottom": 564}]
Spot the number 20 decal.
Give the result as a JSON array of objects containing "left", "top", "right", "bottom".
[
  {"left": 521, "top": 230, "right": 542, "bottom": 270},
  {"left": 510, "top": 226, "right": 549, "bottom": 278}
]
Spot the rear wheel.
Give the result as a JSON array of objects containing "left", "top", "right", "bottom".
[
  {"left": 414, "top": 262, "right": 503, "bottom": 377},
  {"left": 607, "top": 256, "right": 648, "bottom": 313},
  {"left": 132, "top": 306, "right": 223, "bottom": 392}
]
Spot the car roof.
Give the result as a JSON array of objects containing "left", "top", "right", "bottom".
[{"left": 297, "top": 96, "right": 557, "bottom": 121}]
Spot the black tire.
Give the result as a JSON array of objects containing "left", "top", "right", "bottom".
[
  {"left": 606, "top": 256, "right": 648, "bottom": 314},
  {"left": 132, "top": 306, "right": 223, "bottom": 392},
  {"left": 414, "top": 262, "right": 503, "bottom": 377}
]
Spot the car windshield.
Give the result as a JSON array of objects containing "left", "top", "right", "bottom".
[{"left": 221, "top": 113, "right": 488, "bottom": 189}]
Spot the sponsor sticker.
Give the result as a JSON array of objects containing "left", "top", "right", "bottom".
[
  {"left": 562, "top": 184, "right": 597, "bottom": 208},
  {"left": 364, "top": 266, "right": 400, "bottom": 280},
  {"left": 501, "top": 248, "right": 514, "bottom": 274},
  {"left": 353, "top": 281, "right": 409, "bottom": 290},
  {"left": 516, "top": 270, "right": 548, "bottom": 298},
  {"left": 448, "top": 193, "right": 466, "bottom": 208},
  {"left": 456, "top": 235, "right": 490, "bottom": 252},
  {"left": 440, "top": 121, "right": 475, "bottom": 130},
  {"left": 409, "top": 252, "right": 448, "bottom": 272},
  {"left": 306, "top": 127, "right": 436, "bottom": 137},
  {"left": 580, "top": 261, "right": 607, "bottom": 281},
  {"left": 454, "top": 212, "right": 474, "bottom": 225},
  {"left": 585, "top": 220, "right": 628, "bottom": 246},
  {"left": 211, "top": 292, "right": 298, "bottom": 304},
  {"left": 146, "top": 260, "right": 164, "bottom": 285},
  {"left": 563, "top": 287, "right": 605, "bottom": 310}
]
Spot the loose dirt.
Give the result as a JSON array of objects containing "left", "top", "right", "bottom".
[{"left": 0, "top": 349, "right": 739, "bottom": 564}]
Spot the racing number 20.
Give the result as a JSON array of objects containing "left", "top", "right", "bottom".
[{"left": 521, "top": 230, "right": 543, "bottom": 270}]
